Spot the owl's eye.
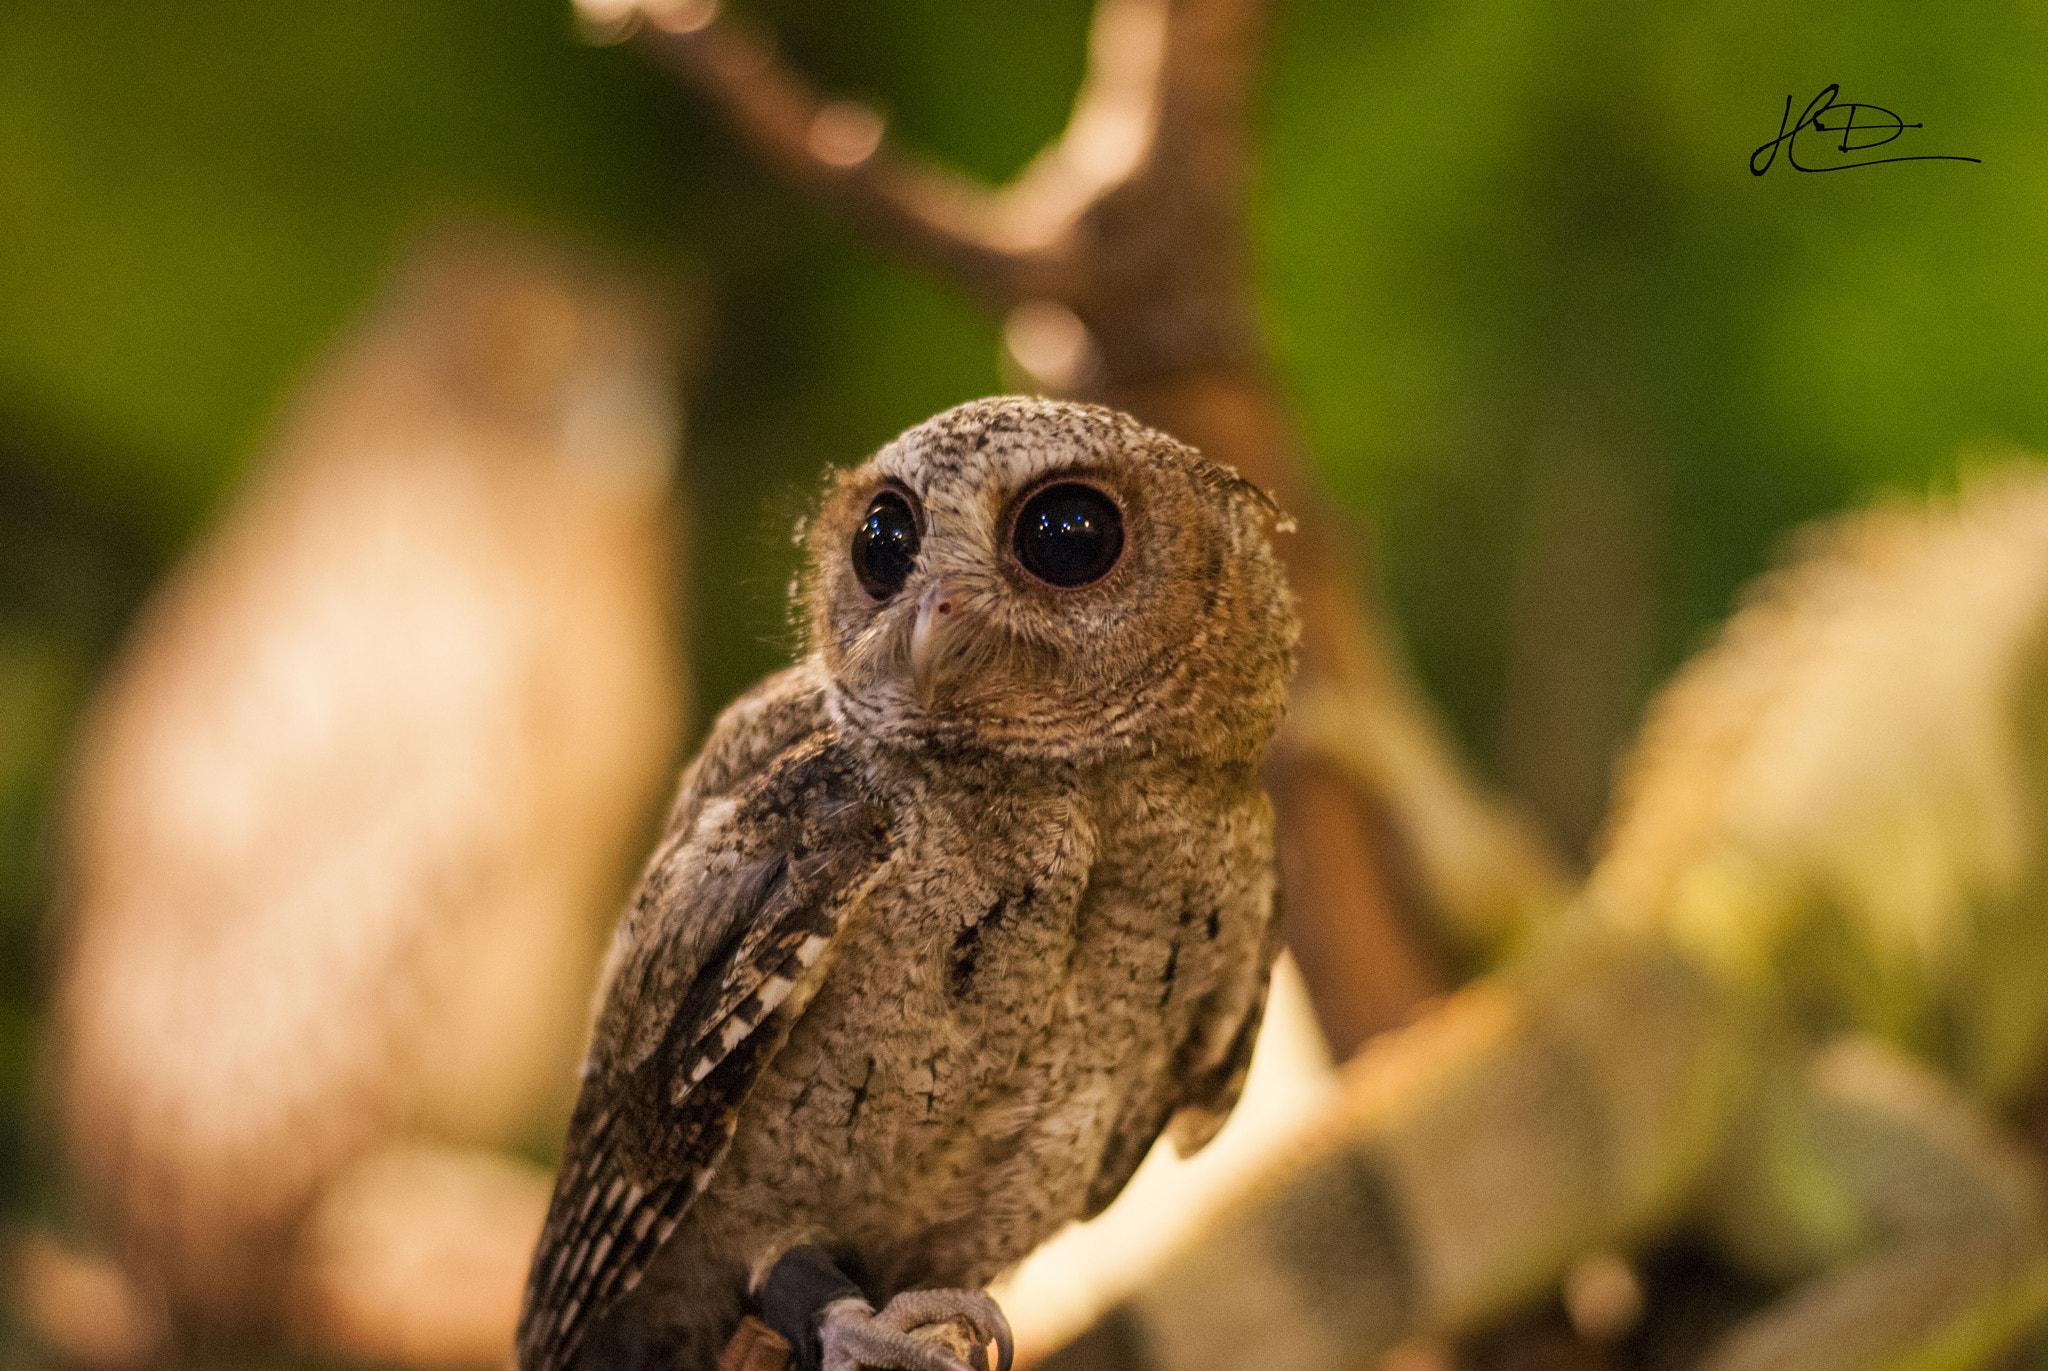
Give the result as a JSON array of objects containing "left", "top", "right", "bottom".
[
  {"left": 1013, "top": 482, "right": 1124, "bottom": 588},
  {"left": 852, "top": 488, "right": 921, "bottom": 599}
]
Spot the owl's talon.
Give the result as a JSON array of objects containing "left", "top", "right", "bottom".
[
  {"left": 820, "top": 1288, "right": 1012, "bottom": 1371},
  {"left": 819, "top": 1298, "right": 968, "bottom": 1371},
  {"left": 872, "top": 1288, "right": 1012, "bottom": 1371}
]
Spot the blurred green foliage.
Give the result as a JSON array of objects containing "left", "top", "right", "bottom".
[{"left": 2, "top": 0, "right": 2044, "bottom": 1294}]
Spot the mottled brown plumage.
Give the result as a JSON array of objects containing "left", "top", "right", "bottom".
[{"left": 518, "top": 397, "right": 1297, "bottom": 1371}]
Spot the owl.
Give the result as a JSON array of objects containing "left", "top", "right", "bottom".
[
  {"left": 517, "top": 397, "right": 1297, "bottom": 1371},
  {"left": 52, "top": 226, "right": 684, "bottom": 1363}
]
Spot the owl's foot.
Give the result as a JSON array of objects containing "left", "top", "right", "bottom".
[{"left": 819, "top": 1289, "right": 1013, "bottom": 1371}]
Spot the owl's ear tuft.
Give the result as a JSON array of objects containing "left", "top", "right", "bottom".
[{"left": 1190, "top": 457, "right": 1295, "bottom": 535}]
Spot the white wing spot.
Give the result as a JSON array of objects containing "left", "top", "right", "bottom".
[
  {"left": 797, "top": 934, "right": 829, "bottom": 965},
  {"left": 759, "top": 975, "right": 795, "bottom": 1011},
  {"left": 720, "top": 1016, "right": 750, "bottom": 1051}
]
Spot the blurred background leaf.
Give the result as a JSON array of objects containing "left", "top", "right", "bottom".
[{"left": 3, "top": 0, "right": 2045, "bottom": 1339}]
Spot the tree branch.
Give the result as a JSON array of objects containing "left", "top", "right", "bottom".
[{"left": 636, "top": 5, "right": 1040, "bottom": 308}]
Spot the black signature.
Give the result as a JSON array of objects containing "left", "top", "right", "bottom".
[{"left": 1751, "top": 84, "right": 1981, "bottom": 175}]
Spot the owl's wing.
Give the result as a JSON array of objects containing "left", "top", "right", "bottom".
[
  {"left": 1162, "top": 960, "right": 1274, "bottom": 1155},
  {"left": 1076, "top": 971, "right": 1276, "bottom": 1218},
  {"left": 1079, "top": 906, "right": 1285, "bottom": 1218},
  {"left": 1164, "top": 818, "right": 1290, "bottom": 1161},
  {"left": 650, "top": 659, "right": 837, "bottom": 847},
  {"left": 516, "top": 715, "right": 893, "bottom": 1371}
]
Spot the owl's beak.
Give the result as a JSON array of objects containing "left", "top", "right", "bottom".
[{"left": 909, "top": 578, "right": 970, "bottom": 707}]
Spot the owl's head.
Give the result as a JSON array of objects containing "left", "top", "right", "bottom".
[{"left": 799, "top": 398, "right": 1296, "bottom": 765}]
